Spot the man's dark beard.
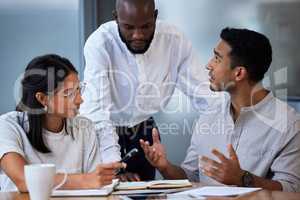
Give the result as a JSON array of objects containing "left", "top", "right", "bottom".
[{"left": 118, "top": 27, "right": 155, "bottom": 54}]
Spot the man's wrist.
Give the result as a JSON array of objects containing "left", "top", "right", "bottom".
[
  {"left": 158, "top": 160, "right": 171, "bottom": 173},
  {"left": 237, "top": 170, "right": 245, "bottom": 186},
  {"left": 241, "top": 170, "right": 254, "bottom": 187}
]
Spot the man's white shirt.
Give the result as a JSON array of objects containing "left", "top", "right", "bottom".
[{"left": 80, "top": 20, "right": 215, "bottom": 162}]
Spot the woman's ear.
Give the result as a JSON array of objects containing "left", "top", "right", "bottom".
[{"left": 35, "top": 92, "right": 48, "bottom": 107}]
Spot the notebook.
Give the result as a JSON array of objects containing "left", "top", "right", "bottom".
[
  {"left": 51, "top": 179, "right": 119, "bottom": 197},
  {"left": 115, "top": 179, "right": 192, "bottom": 190}
]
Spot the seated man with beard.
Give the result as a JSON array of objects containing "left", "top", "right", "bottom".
[{"left": 140, "top": 28, "right": 300, "bottom": 192}]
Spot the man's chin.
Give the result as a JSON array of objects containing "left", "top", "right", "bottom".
[{"left": 128, "top": 47, "right": 148, "bottom": 54}]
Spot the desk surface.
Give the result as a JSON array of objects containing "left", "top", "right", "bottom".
[{"left": 1, "top": 185, "right": 300, "bottom": 200}]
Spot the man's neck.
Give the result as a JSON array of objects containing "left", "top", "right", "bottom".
[{"left": 230, "top": 83, "right": 269, "bottom": 122}]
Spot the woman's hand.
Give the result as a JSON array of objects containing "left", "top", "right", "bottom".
[{"left": 82, "top": 162, "right": 125, "bottom": 188}]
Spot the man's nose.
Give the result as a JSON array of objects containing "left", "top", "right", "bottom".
[
  {"left": 206, "top": 63, "right": 211, "bottom": 71},
  {"left": 206, "top": 64, "right": 210, "bottom": 71},
  {"left": 206, "top": 58, "right": 214, "bottom": 70},
  {"left": 132, "top": 29, "right": 144, "bottom": 40}
]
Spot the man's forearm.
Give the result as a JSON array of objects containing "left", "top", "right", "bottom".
[
  {"left": 251, "top": 174, "right": 282, "bottom": 191},
  {"left": 159, "top": 162, "right": 188, "bottom": 180}
]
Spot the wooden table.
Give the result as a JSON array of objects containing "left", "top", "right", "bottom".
[{"left": 1, "top": 185, "right": 300, "bottom": 200}]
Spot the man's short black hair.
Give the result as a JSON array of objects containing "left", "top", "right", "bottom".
[{"left": 220, "top": 27, "right": 272, "bottom": 83}]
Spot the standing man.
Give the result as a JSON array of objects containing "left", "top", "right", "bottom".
[
  {"left": 140, "top": 28, "right": 300, "bottom": 192},
  {"left": 80, "top": 0, "right": 211, "bottom": 180}
]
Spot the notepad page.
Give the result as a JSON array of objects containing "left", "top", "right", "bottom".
[
  {"left": 116, "top": 182, "right": 150, "bottom": 190},
  {"left": 51, "top": 179, "right": 119, "bottom": 197},
  {"left": 171, "top": 186, "right": 262, "bottom": 197},
  {"left": 149, "top": 179, "right": 192, "bottom": 186}
]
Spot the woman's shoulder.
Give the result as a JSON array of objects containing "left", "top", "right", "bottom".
[
  {"left": 0, "top": 111, "right": 27, "bottom": 141},
  {"left": 0, "top": 111, "right": 26, "bottom": 127}
]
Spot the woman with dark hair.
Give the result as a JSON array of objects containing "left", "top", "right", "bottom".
[{"left": 0, "top": 54, "right": 124, "bottom": 192}]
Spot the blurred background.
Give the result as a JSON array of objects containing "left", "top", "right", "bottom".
[{"left": 1, "top": 0, "right": 299, "bottom": 175}]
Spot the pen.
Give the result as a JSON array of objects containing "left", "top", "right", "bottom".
[{"left": 116, "top": 148, "right": 139, "bottom": 175}]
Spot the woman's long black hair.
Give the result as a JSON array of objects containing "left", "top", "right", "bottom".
[{"left": 16, "top": 54, "right": 78, "bottom": 153}]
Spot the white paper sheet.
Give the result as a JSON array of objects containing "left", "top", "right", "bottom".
[
  {"left": 171, "top": 186, "right": 262, "bottom": 197},
  {"left": 51, "top": 179, "right": 119, "bottom": 197}
]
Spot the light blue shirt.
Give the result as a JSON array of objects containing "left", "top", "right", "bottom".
[{"left": 181, "top": 92, "right": 300, "bottom": 192}]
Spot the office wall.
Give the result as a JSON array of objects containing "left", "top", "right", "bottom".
[
  {"left": 157, "top": 0, "right": 300, "bottom": 98},
  {"left": 0, "top": 0, "right": 82, "bottom": 114}
]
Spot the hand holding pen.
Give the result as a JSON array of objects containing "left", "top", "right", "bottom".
[{"left": 115, "top": 148, "right": 140, "bottom": 181}]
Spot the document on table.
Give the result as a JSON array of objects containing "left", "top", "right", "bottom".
[
  {"left": 169, "top": 186, "right": 262, "bottom": 197},
  {"left": 116, "top": 179, "right": 192, "bottom": 190},
  {"left": 113, "top": 187, "right": 189, "bottom": 195},
  {"left": 51, "top": 179, "right": 119, "bottom": 197}
]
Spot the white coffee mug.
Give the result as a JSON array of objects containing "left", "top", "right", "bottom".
[{"left": 24, "top": 164, "right": 67, "bottom": 200}]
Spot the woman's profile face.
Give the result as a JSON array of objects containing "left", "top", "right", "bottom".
[{"left": 47, "top": 73, "right": 84, "bottom": 118}]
